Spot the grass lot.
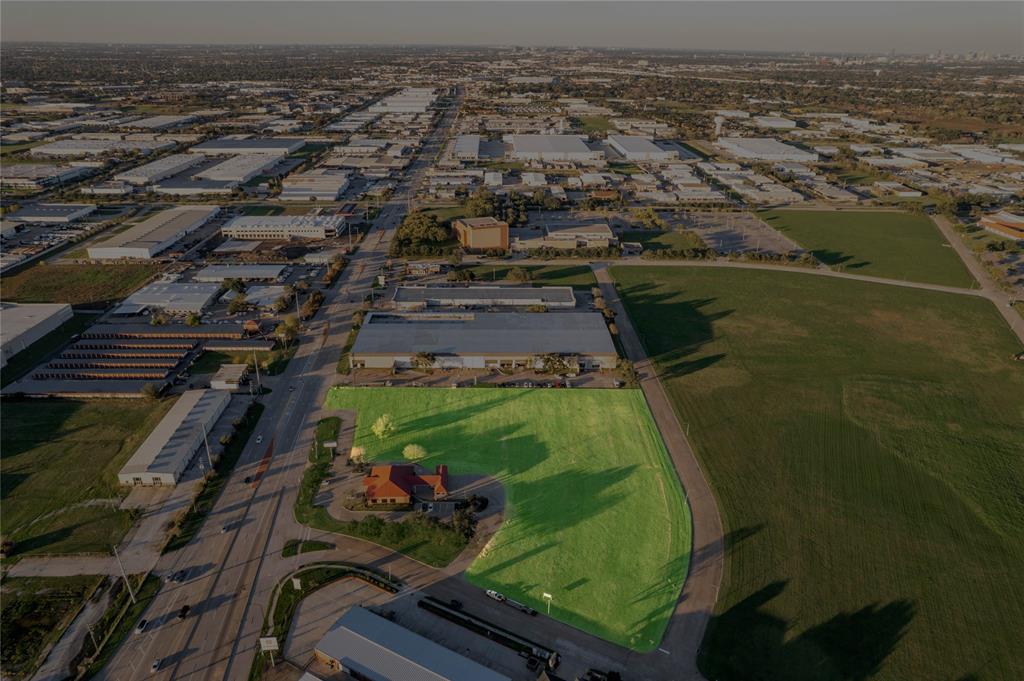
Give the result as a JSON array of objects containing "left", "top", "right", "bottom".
[
  {"left": 239, "top": 205, "right": 284, "bottom": 216},
  {"left": 0, "top": 575, "right": 104, "bottom": 678},
  {"left": 281, "top": 539, "right": 334, "bottom": 558},
  {"left": 577, "top": 115, "right": 613, "bottom": 133},
  {"left": 420, "top": 205, "right": 466, "bottom": 223},
  {"left": 759, "top": 209, "right": 975, "bottom": 287},
  {"left": 190, "top": 346, "right": 296, "bottom": 376},
  {"left": 78, "top": 574, "right": 160, "bottom": 679},
  {"left": 465, "top": 264, "right": 597, "bottom": 289},
  {"left": 611, "top": 265, "right": 1024, "bottom": 680},
  {"left": 1, "top": 263, "right": 158, "bottom": 306},
  {"left": 1, "top": 398, "right": 175, "bottom": 557},
  {"left": 621, "top": 229, "right": 705, "bottom": 251},
  {"left": 324, "top": 387, "right": 691, "bottom": 652},
  {"left": 1, "top": 313, "right": 96, "bottom": 388}
]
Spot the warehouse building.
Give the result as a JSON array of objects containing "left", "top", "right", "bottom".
[
  {"left": 506, "top": 134, "right": 604, "bottom": 163},
  {"left": 193, "top": 264, "right": 285, "bottom": 282},
  {"left": 350, "top": 311, "right": 617, "bottom": 371},
  {"left": 210, "top": 364, "right": 249, "bottom": 391},
  {"left": 221, "top": 214, "right": 345, "bottom": 240},
  {"left": 393, "top": 285, "right": 576, "bottom": 310},
  {"left": 368, "top": 88, "right": 438, "bottom": 114},
  {"left": 279, "top": 169, "right": 350, "bottom": 201},
  {"left": 452, "top": 216, "right": 509, "bottom": 251},
  {"left": 121, "top": 114, "right": 197, "bottom": 131},
  {"left": 8, "top": 203, "right": 97, "bottom": 224},
  {"left": 192, "top": 154, "right": 284, "bottom": 183},
  {"left": 115, "top": 282, "right": 222, "bottom": 315},
  {"left": 607, "top": 134, "right": 678, "bottom": 162},
  {"left": 314, "top": 607, "right": 511, "bottom": 681},
  {"left": 715, "top": 137, "right": 819, "bottom": 162},
  {"left": 453, "top": 134, "right": 481, "bottom": 161},
  {"left": 117, "top": 389, "right": 231, "bottom": 486},
  {"left": 87, "top": 206, "right": 219, "bottom": 260},
  {"left": 31, "top": 138, "right": 175, "bottom": 157},
  {"left": 0, "top": 303, "right": 73, "bottom": 369},
  {"left": 115, "top": 153, "right": 205, "bottom": 185},
  {"left": 190, "top": 137, "right": 305, "bottom": 155},
  {"left": 0, "top": 164, "right": 94, "bottom": 191}
]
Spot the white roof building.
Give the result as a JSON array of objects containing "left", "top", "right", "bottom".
[
  {"left": 115, "top": 153, "right": 206, "bottom": 185},
  {"left": 607, "top": 135, "right": 678, "bottom": 162},
  {"left": 221, "top": 214, "right": 345, "bottom": 240},
  {"left": 193, "top": 264, "right": 285, "bottom": 282},
  {"left": 0, "top": 303, "right": 73, "bottom": 369},
  {"left": 506, "top": 135, "right": 604, "bottom": 163},
  {"left": 279, "top": 169, "right": 350, "bottom": 201},
  {"left": 115, "top": 282, "right": 222, "bottom": 315},
  {"left": 453, "top": 134, "right": 481, "bottom": 160},
  {"left": 118, "top": 389, "right": 231, "bottom": 486},
  {"left": 88, "top": 206, "right": 219, "bottom": 260},
  {"left": 189, "top": 137, "right": 305, "bottom": 155},
  {"left": 31, "top": 138, "right": 174, "bottom": 157},
  {"left": 715, "top": 137, "right": 818, "bottom": 162},
  {"left": 192, "top": 154, "right": 283, "bottom": 183}
]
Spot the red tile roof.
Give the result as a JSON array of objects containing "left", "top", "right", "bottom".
[{"left": 363, "top": 464, "right": 449, "bottom": 501}]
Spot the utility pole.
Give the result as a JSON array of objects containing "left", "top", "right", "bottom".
[
  {"left": 252, "top": 349, "right": 262, "bottom": 395},
  {"left": 112, "top": 545, "right": 136, "bottom": 605},
  {"left": 201, "top": 422, "right": 214, "bottom": 470}
]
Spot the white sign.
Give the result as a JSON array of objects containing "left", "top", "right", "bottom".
[
  {"left": 259, "top": 637, "right": 279, "bottom": 652},
  {"left": 542, "top": 592, "right": 552, "bottom": 600},
  {"left": 323, "top": 441, "right": 338, "bottom": 449},
  {"left": 292, "top": 577, "right": 302, "bottom": 591}
]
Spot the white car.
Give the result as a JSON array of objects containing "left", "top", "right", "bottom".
[{"left": 255, "top": 435, "right": 263, "bottom": 444}]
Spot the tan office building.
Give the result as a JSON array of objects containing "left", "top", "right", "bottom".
[{"left": 452, "top": 217, "right": 509, "bottom": 251}]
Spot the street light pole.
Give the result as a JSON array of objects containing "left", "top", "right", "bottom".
[{"left": 112, "top": 545, "right": 137, "bottom": 605}]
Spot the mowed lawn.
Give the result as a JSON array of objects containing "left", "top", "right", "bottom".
[
  {"left": 611, "top": 265, "right": 1024, "bottom": 680},
  {"left": 324, "top": 387, "right": 691, "bottom": 651},
  {"left": 1, "top": 398, "right": 175, "bottom": 557},
  {"left": 1, "top": 263, "right": 158, "bottom": 306},
  {"left": 465, "top": 264, "right": 597, "bottom": 289},
  {"left": 759, "top": 209, "right": 975, "bottom": 287}
]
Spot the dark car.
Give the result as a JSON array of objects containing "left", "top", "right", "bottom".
[
  {"left": 172, "top": 570, "right": 187, "bottom": 583},
  {"left": 244, "top": 476, "right": 252, "bottom": 484},
  {"left": 135, "top": 619, "right": 148, "bottom": 634},
  {"left": 448, "top": 599, "right": 463, "bottom": 610},
  {"left": 177, "top": 605, "right": 190, "bottom": 620}
]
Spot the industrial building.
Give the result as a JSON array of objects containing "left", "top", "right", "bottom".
[
  {"left": 506, "top": 135, "right": 604, "bottom": 163},
  {"left": 122, "top": 114, "right": 197, "bottom": 131},
  {"left": 392, "top": 285, "right": 576, "bottom": 310},
  {"left": 279, "top": 169, "right": 350, "bottom": 201},
  {"left": 190, "top": 137, "right": 305, "bottom": 155},
  {"left": 513, "top": 220, "right": 617, "bottom": 251},
  {"left": 714, "top": 137, "right": 819, "bottom": 162},
  {"left": 87, "top": 206, "right": 219, "bottom": 260},
  {"left": 30, "top": 138, "right": 175, "bottom": 157},
  {"left": 221, "top": 214, "right": 345, "bottom": 240},
  {"left": 115, "top": 153, "right": 205, "bottom": 185},
  {"left": 350, "top": 311, "right": 617, "bottom": 371},
  {"left": 193, "top": 264, "right": 285, "bottom": 282},
  {"left": 114, "top": 282, "right": 222, "bottom": 315},
  {"left": 314, "top": 607, "right": 511, "bottom": 681},
  {"left": 192, "top": 154, "right": 283, "bottom": 183},
  {"left": 979, "top": 211, "right": 1024, "bottom": 239},
  {"left": 8, "top": 203, "right": 97, "bottom": 224},
  {"left": 607, "top": 135, "right": 678, "bottom": 161},
  {"left": 0, "top": 303, "right": 73, "bottom": 369},
  {"left": 452, "top": 216, "right": 509, "bottom": 251},
  {"left": 117, "top": 389, "right": 231, "bottom": 486},
  {"left": 0, "top": 164, "right": 94, "bottom": 191},
  {"left": 453, "top": 134, "right": 481, "bottom": 161},
  {"left": 210, "top": 364, "right": 249, "bottom": 391},
  {"left": 368, "top": 87, "right": 438, "bottom": 114}
]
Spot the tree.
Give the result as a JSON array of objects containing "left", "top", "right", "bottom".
[
  {"left": 185, "top": 312, "right": 201, "bottom": 327},
  {"left": 464, "top": 188, "right": 497, "bottom": 218},
  {"left": 228, "top": 293, "right": 249, "bottom": 315},
  {"left": 225, "top": 278, "right": 246, "bottom": 294},
  {"left": 352, "top": 309, "right": 366, "bottom": 328},
  {"left": 538, "top": 353, "right": 571, "bottom": 375},
  {"left": 275, "top": 315, "right": 300, "bottom": 345},
  {"left": 507, "top": 267, "right": 531, "bottom": 283},
  {"left": 412, "top": 352, "right": 436, "bottom": 370},
  {"left": 403, "top": 444, "right": 427, "bottom": 461},
  {"left": 451, "top": 508, "right": 476, "bottom": 539},
  {"left": 371, "top": 414, "right": 395, "bottom": 440},
  {"left": 141, "top": 383, "right": 161, "bottom": 399},
  {"left": 149, "top": 308, "right": 168, "bottom": 326}
]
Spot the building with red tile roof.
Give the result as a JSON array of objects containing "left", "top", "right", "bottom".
[{"left": 362, "top": 464, "right": 449, "bottom": 505}]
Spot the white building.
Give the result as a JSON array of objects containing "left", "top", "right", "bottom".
[
  {"left": 118, "top": 389, "right": 231, "bottom": 486},
  {"left": 221, "top": 214, "right": 345, "bottom": 240},
  {"left": 369, "top": 88, "right": 438, "bottom": 114},
  {"left": 715, "top": 137, "right": 819, "bottom": 163},
  {"left": 115, "top": 282, "right": 222, "bottom": 315},
  {"left": 506, "top": 135, "right": 604, "bottom": 163},
  {"left": 30, "top": 138, "right": 174, "bottom": 157},
  {"left": 87, "top": 206, "right": 219, "bottom": 260},
  {"left": 0, "top": 303, "right": 73, "bottom": 369},
  {"left": 453, "top": 134, "right": 481, "bottom": 161},
  {"left": 193, "top": 264, "right": 285, "bottom": 282},
  {"left": 192, "top": 154, "right": 283, "bottom": 183},
  {"left": 189, "top": 137, "right": 305, "bottom": 155},
  {"left": 279, "top": 169, "right": 350, "bottom": 201},
  {"left": 115, "top": 153, "right": 205, "bottom": 185},
  {"left": 607, "top": 135, "right": 678, "bottom": 162},
  {"left": 8, "top": 203, "right": 96, "bottom": 224}
]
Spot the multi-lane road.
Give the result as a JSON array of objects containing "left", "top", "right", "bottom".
[{"left": 99, "top": 93, "right": 460, "bottom": 681}]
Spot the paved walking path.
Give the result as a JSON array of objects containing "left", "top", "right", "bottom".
[{"left": 593, "top": 263, "right": 723, "bottom": 681}]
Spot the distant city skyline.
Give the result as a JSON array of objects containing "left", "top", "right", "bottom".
[{"left": 2, "top": 1, "right": 1021, "bottom": 56}]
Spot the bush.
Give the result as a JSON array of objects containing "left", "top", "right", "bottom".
[{"left": 403, "top": 444, "right": 427, "bottom": 460}]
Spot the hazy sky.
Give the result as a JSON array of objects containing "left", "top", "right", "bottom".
[{"left": 2, "top": 2, "right": 1021, "bottom": 55}]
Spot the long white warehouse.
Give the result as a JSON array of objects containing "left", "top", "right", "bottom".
[
  {"left": 506, "top": 135, "right": 604, "bottom": 163},
  {"left": 715, "top": 137, "right": 819, "bottom": 162},
  {"left": 607, "top": 135, "right": 678, "bottom": 161},
  {"left": 0, "top": 303, "right": 73, "bottom": 369},
  {"left": 221, "top": 214, "right": 345, "bottom": 240},
  {"left": 87, "top": 206, "right": 219, "bottom": 260},
  {"left": 118, "top": 389, "right": 231, "bottom": 486},
  {"left": 115, "top": 153, "right": 205, "bottom": 185}
]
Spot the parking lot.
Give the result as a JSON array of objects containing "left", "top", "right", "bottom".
[{"left": 671, "top": 210, "right": 804, "bottom": 253}]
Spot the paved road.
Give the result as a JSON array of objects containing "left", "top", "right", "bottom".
[{"left": 97, "top": 92, "right": 462, "bottom": 681}]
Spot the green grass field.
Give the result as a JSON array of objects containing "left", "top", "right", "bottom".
[
  {"left": 621, "top": 229, "right": 705, "bottom": 251},
  {"left": 324, "top": 387, "right": 691, "bottom": 651},
  {"left": 611, "top": 265, "right": 1024, "bottom": 680},
  {"left": 1, "top": 398, "right": 175, "bottom": 557},
  {"left": 1, "top": 263, "right": 158, "bottom": 306},
  {"left": 465, "top": 264, "right": 597, "bottom": 289},
  {"left": 576, "top": 115, "right": 613, "bottom": 133},
  {"left": 759, "top": 209, "right": 975, "bottom": 287}
]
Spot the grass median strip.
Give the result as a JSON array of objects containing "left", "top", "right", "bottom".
[
  {"left": 75, "top": 574, "right": 161, "bottom": 679},
  {"left": 281, "top": 539, "right": 334, "bottom": 558},
  {"left": 163, "top": 402, "right": 265, "bottom": 553}
]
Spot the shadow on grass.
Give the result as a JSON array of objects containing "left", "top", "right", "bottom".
[
  {"left": 811, "top": 248, "right": 871, "bottom": 270},
  {"left": 700, "top": 581, "right": 915, "bottom": 681}
]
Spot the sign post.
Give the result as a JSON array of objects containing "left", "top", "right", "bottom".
[{"left": 259, "top": 637, "right": 279, "bottom": 666}]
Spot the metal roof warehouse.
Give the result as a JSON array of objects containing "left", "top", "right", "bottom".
[
  {"left": 350, "top": 311, "right": 617, "bottom": 370},
  {"left": 87, "top": 206, "right": 219, "bottom": 260},
  {"left": 117, "top": 389, "right": 230, "bottom": 486},
  {"left": 392, "top": 285, "right": 576, "bottom": 310}
]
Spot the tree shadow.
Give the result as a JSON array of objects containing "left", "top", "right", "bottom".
[
  {"left": 810, "top": 249, "right": 871, "bottom": 271},
  {"left": 701, "top": 581, "right": 915, "bottom": 681}
]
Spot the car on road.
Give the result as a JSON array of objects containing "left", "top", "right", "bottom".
[
  {"left": 135, "top": 619, "right": 148, "bottom": 634},
  {"left": 255, "top": 435, "right": 263, "bottom": 444},
  {"left": 243, "top": 476, "right": 252, "bottom": 484},
  {"left": 221, "top": 523, "right": 231, "bottom": 533},
  {"left": 177, "top": 605, "right": 190, "bottom": 620},
  {"left": 171, "top": 570, "right": 187, "bottom": 583},
  {"left": 485, "top": 589, "right": 506, "bottom": 602},
  {"left": 151, "top": 659, "right": 161, "bottom": 672},
  {"left": 448, "top": 599, "right": 463, "bottom": 610}
]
